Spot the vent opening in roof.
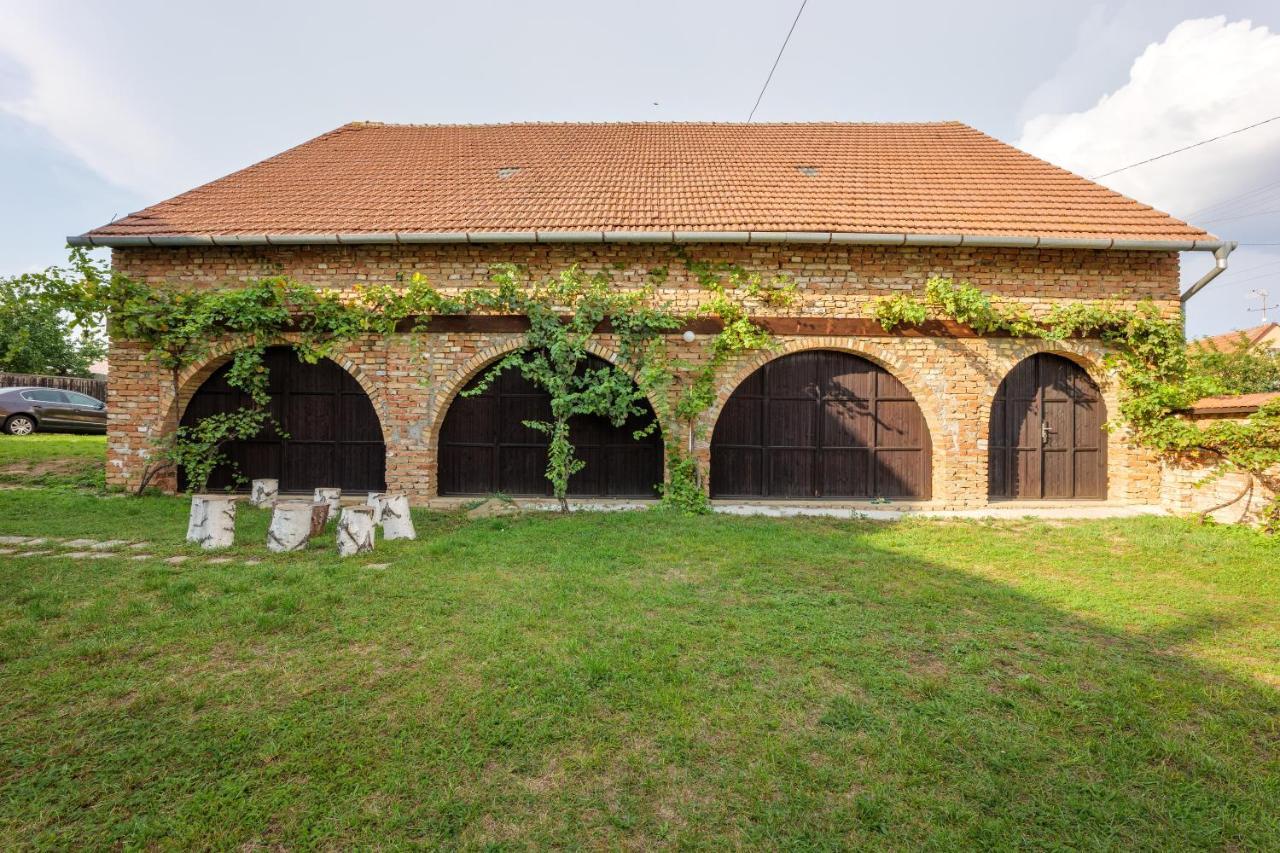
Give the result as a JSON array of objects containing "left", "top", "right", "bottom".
[
  {"left": 497, "top": 166, "right": 521, "bottom": 180},
  {"left": 797, "top": 165, "right": 819, "bottom": 177}
]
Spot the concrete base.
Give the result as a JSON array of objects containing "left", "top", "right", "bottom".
[{"left": 425, "top": 495, "right": 1166, "bottom": 521}]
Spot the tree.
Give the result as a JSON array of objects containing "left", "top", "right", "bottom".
[
  {"left": 1188, "top": 337, "right": 1280, "bottom": 395},
  {"left": 0, "top": 273, "right": 105, "bottom": 377}
]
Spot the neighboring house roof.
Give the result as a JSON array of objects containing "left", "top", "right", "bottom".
[
  {"left": 1196, "top": 322, "right": 1280, "bottom": 352},
  {"left": 1186, "top": 391, "right": 1280, "bottom": 416},
  {"left": 73, "top": 122, "right": 1217, "bottom": 248}
]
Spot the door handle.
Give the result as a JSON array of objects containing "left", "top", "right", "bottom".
[{"left": 1041, "top": 422, "right": 1053, "bottom": 446}]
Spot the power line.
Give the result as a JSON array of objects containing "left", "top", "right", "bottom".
[
  {"left": 747, "top": 0, "right": 809, "bottom": 122},
  {"left": 1182, "top": 176, "right": 1280, "bottom": 220},
  {"left": 1090, "top": 113, "right": 1280, "bottom": 179},
  {"left": 1200, "top": 207, "right": 1280, "bottom": 226}
]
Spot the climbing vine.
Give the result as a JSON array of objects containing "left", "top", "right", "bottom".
[
  {"left": 41, "top": 250, "right": 444, "bottom": 493},
  {"left": 875, "top": 276, "right": 1280, "bottom": 530},
  {"left": 38, "top": 252, "right": 1279, "bottom": 529},
  {"left": 38, "top": 248, "right": 786, "bottom": 509}
]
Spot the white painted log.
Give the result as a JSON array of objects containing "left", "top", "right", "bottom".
[
  {"left": 366, "top": 492, "right": 389, "bottom": 524},
  {"left": 313, "top": 487, "right": 342, "bottom": 521},
  {"left": 267, "top": 501, "right": 314, "bottom": 552},
  {"left": 308, "top": 501, "right": 331, "bottom": 538},
  {"left": 337, "top": 506, "right": 376, "bottom": 557},
  {"left": 249, "top": 478, "right": 279, "bottom": 507},
  {"left": 380, "top": 494, "right": 416, "bottom": 541},
  {"left": 186, "top": 494, "right": 237, "bottom": 550}
]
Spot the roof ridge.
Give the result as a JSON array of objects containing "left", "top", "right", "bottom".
[{"left": 341, "top": 119, "right": 974, "bottom": 129}]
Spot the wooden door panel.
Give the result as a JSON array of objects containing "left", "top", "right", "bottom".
[
  {"left": 180, "top": 347, "right": 385, "bottom": 493},
  {"left": 499, "top": 446, "right": 549, "bottom": 495},
  {"left": 438, "top": 356, "right": 662, "bottom": 497},
  {"left": 1041, "top": 399, "right": 1072, "bottom": 450},
  {"left": 877, "top": 400, "right": 927, "bottom": 447},
  {"left": 988, "top": 354, "right": 1106, "bottom": 500},
  {"left": 438, "top": 445, "right": 491, "bottom": 494},
  {"left": 875, "top": 449, "right": 927, "bottom": 497},
  {"left": 820, "top": 449, "right": 871, "bottom": 497},
  {"left": 711, "top": 350, "right": 931, "bottom": 499},
  {"left": 822, "top": 403, "right": 874, "bottom": 447},
  {"left": 768, "top": 449, "right": 815, "bottom": 497},
  {"left": 710, "top": 448, "right": 763, "bottom": 497},
  {"left": 1074, "top": 449, "right": 1105, "bottom": 498},
  {"left": 768, "top": 399, "right": 817, "bottom": 446}
]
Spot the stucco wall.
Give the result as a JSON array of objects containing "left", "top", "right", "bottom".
[{"left": 104, "top": 242, "right": 1179, "bottom": 507}]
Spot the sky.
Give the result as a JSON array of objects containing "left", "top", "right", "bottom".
[{"left": 1, "top": 0, "right": 1278, "bottom": 339}]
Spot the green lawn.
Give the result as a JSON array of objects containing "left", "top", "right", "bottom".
[
  {"left": 1, "top": 437, "right": 1279, "bottom": 848},
  {"left": 0, "top": 433, "right": 105, "bottom": 488}
]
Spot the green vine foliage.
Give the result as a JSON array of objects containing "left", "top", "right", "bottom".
[
  {"left": 40, "top": 250, "right": 783, "bottom": 509},
  {"left": 461, "top": 264, "right": 679, "bottom": 512},
  {"left": 875, "top": 276, "right": 1280, "bottom": 530}
]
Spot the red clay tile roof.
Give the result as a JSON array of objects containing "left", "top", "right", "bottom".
[
  {"left": 1195, "top": 322, "right": 1280, "bottom": 352},
  {"left": 81, "top": 121, "right": 1215, "bottom": 243},
  {"left": 1186, "top": 391, "right": 1280, "bottom": 415}
]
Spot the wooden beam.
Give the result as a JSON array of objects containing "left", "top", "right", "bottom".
[{"left": 395, "top": 315, "right": 1020, "bottom": 338}]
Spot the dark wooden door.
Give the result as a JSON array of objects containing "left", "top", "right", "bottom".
[
  {"left": 437, "top": 358, "right": 663, "bottom": 498},
  {"left": 710, "top": 350, "right": 932, "bottom": 499},
  {"left": 180, "top": 347, "right": 386, "bottom": 492},
  {"left": 988, "top": 354, "right": 1106, "bottom": 499}
]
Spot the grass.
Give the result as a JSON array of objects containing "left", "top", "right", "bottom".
[
  {"left": 1, "top": 437, "right": 1279, "bottom": 848},
  {"left": 0, "top": 433, "right": 106, "bottom": 488}
]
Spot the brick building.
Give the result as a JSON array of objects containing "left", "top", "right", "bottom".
[{"left": 69, "top": 122, "right": 1225, "bottom": 508}]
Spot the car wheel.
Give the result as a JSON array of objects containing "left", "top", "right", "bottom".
[{"left": 4, "top": 415, "right": 36, "bottom": 436}]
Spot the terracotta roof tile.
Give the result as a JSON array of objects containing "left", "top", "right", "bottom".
[
  {"left": 83, "top": 121, "right": 1214, "bottom": 241},
  {"left": 1186, "top": 391, "right": 1280, "bottom": 415}
]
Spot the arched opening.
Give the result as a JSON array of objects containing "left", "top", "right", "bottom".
[
  {"left": 988, "top": 353, "right": 1107, "bottom": 500},
  {"left": 437, "top": 355, "right": 663, "bottom": 498},
  {"left": 179, "top": 346, "right": 386, "bottom": 492},
  {"left": 710, "top": 350, "right": 932, "bottom": 499}
]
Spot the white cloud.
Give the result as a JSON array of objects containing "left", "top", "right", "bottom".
[
  {"left": 1017, "top": 17, "right": 1280, "bottom": 221},
  {"left": 0, "top": 5, "right": 187, "bottom": 199}
]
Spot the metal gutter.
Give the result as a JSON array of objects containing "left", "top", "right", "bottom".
[
  {"left": 66, "top": 231, "right": 1232, "bottom": 252},
  {"left": 1179, "top": 242, "right": 1238, "bottom": 303}
]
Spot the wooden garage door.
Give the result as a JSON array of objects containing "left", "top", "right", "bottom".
[
  {"left": 437, "top": 357, "right": 663, "bottom": 498},
  {"left": 710, "top": 350, "right": 932, "bottom": 499},
  {"left": 179, "top": 347, "right": 386, "bottom": 493},
  {"left": 988, "top": 353, "right": 1107, "bottom": 500}
]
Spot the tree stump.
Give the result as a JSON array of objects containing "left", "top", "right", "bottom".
[
  {"left": 314, "top": 488, "right": 342, "bottom": 521},
  {"left": 366, "top": 492, "right": 387, "bottom": 525},
  {"left": 337, "top": 506, "right": 376, "bottom": 557},
  {"left": 309, "top": 502, "right": 331, "bottom": 538},
  {"left": 267, "top": 501, "right": 314, "bottom": 552},
  {"left": 380, "top": 494, "right": 416, "bottom": 541},
  {"left": 249, "top": 479, "right": 279, "bottom": 507},
  {"left": 186, "top": 494, "right": 237, "bottom": 550}
]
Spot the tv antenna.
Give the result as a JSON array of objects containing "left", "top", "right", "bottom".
[{"left": 1247, "top": 288, "right": 1278, "bottom": 322}]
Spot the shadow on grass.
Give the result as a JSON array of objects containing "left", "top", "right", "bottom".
[{"left": 0, "top": 511, "right": 1277, "bottom": 848}]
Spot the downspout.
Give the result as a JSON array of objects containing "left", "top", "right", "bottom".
[{"left": 1180, "top": 241, "right": 1238, "bottom": 303}]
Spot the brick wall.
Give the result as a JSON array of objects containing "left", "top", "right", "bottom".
[
  {"left": 105, "top": 242, "right": 1180, "bottom": 508},
  {"left": 1160, "top": 412, "right": 1277, "bottom": 525}
]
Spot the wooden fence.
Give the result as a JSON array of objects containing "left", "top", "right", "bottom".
[{"left": 0, "top": 373, "right": 107, "bottom": 400}]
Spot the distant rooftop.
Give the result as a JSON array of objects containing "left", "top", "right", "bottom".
[{"left": 1196, "top": 322, "right": 1280, "bottom": 352}]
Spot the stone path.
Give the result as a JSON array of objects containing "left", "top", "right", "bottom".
[{"left": 0, "top": 534, "right": 394, "bottom": 570}]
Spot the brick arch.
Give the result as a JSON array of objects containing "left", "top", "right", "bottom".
[
  {"left": 167, "top": 338, "right": 391, "bottom": 446},
  {"left": 423, "top": 337, "right": 651, "bottom": 450},
  {"left": 974, "top": 341, "right": 1112, "bottom": 439},
  {"left": 981, "top": 344, "right": 1114, "bottom": 501},
  {"left": 701, "top": 338, "right": 943, "bottom": 500}
]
